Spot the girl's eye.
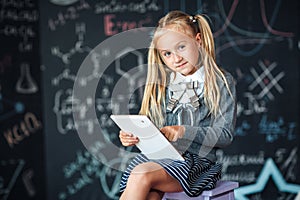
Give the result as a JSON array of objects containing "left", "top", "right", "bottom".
[
  {"left": 178, "top": 45, "right": 186, "bottom": 51},
  {"left": 163, "top": 52, "right": 171, "bottom": 57}
]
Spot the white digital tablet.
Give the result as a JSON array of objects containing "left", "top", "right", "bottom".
[{"left": 110, "top": 115, "right": 184, "bottom": 161}]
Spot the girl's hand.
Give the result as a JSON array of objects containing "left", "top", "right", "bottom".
[
  {"left": 119, "top": 130, "right": 139, "bottom": 146},
  {"left": 160, "top": 125, "right": 185, "bottom": 142}
]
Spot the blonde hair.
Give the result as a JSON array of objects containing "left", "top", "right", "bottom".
[{"left": 140, "top": 10, "right": 232, "bottom": 127}]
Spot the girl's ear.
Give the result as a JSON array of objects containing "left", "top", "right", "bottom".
[{"left": 195, "top": 33, "right": 202, "bottom": 46}]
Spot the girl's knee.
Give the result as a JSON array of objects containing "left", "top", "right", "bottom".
[
  {"left": 128, "top": 166, "right": 151, "bottom": 185},
  {"left": 127, "top": 162, "right": 161, "bottom": 187}
]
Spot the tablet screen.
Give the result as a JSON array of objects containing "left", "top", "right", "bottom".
[{"left": 111, "top": 115, "right": 184, "bottom": 161}]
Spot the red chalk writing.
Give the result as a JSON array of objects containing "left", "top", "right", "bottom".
[{"left": 104, "top": 14, "right": 152, "bottom": 36}]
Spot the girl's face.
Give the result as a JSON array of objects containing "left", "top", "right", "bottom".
[{"left": 156, "top": 27, "right": 201, "bottom": 76}]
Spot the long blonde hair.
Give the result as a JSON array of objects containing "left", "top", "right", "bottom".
[{"left": 140, "top": 10, "right": 232, "bottom": 127}]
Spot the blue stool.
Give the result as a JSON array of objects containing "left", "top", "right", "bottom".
[{"left": 162, "top": 181, "right": 239, "bottom": 200}]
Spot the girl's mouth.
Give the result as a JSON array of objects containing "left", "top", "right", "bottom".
[{"left": 175, "top": 62, "right": 188, "bottom": 68}]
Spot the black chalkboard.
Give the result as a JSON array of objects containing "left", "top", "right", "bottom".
[
  {"left": 0, "top": 0, "right": 45, "bottom": 199},
  {"left": 1, "top": 0, "right": 299, "bottom": 200}
]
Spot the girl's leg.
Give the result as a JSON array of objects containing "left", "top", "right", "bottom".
[
  {"left": 146, "top": 189, "right": 164, "bottom": 200},
  {"left": 120, "top": 162, "right": 183, "bottom": 200}
]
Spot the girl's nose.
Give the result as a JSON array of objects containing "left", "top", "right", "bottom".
[{"left": 173, "top": 53, "right": 182, "bottom": 63}]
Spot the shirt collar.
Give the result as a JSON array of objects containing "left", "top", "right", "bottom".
[{"left": 174, "top": 66, "right": 205, "bottom": 83}]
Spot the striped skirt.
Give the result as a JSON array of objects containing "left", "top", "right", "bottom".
[{"left": 119, "top": 152, "right": 222, "bottom": 197}]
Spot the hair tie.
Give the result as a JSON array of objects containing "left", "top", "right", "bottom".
[{"left": 189, "top": 15, "right": 197, "bottom": 23}]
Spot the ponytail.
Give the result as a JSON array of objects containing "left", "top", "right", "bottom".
[
  {"left": 193, "top": 14, "right": 216, "bottom": 61},
  {"left": 192, "top": 14, "right": 233, "bottom": 116}
]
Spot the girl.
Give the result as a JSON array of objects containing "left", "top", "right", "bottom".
[{"left": 119, "top": 10, "right": 237, "bottom": 200}]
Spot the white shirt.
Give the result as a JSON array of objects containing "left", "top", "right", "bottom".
[{"left": 168, "top": 67, "right": 205, "bottom": 104}]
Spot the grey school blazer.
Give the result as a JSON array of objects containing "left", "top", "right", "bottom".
[{"left": 165, "top": 72, "right": 237, "bottom": 162}]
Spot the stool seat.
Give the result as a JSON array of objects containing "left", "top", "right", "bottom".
[{"left": 162, "top": 181, "right": 239, "bottom": 200}]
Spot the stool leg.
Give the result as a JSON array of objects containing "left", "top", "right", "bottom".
[{"left": 229, "top": 191, "right": 235, "bottom": 200}]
